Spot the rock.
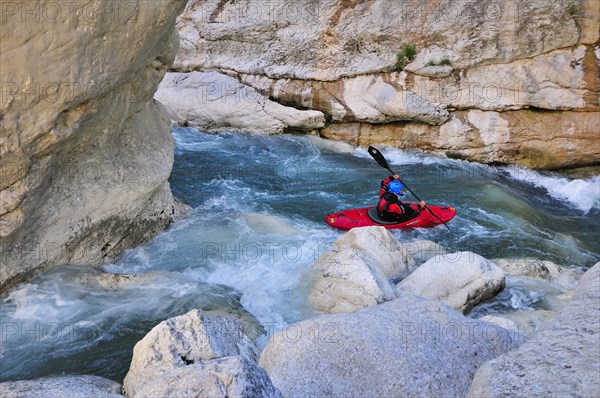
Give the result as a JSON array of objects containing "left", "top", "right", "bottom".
[
  {"left": 467, "top": 262, "right": 600, "bottom": 398},
  {"left": 175, "top": 0, "right": 581, "bottom": 80},
  {"left": 339, "top": 75, "right": 450, "bottom": 124},
  {"left": 154, "top": 71, "right": 325, "bottom": 134},
  {"left": 309, "top": 227, "right": 416, "bottom": 313},
  {"left": 398, "top": 252, "right": 505, "bottom": 313},
  {"left": 402, "top": 240, "right": 448, "bottom": 264},
  {"left": 242, "top": 213, "right": 300, "bottom": 236},
  {"left": 260, "top": 294, "right": 523, "bottom": 398},
  {"left": 499, "top": 310, "right": 557, "bottom": 337},
  {"left": 309, "top": 250, "right": 397, "bottom": 314},
  {"left": 0, "top": 0, "right": 188, "bottom": 293},
  {"left": 333, "top": 227, "right": 417, "bottom": 278},
  {"left": 239, "top": 73, "right": 450, "bottom": 125},
  {"left": 169, "top": 0, "right": 599, "bottom": 170},
  {"left": 408, "top": 45, "right": 597, "bottom": 111},
  {"left": 133, "top": 356, "right": 281, "bottom": 398},
  {"left": 479, "top": 315, "right": 520, "bottom": 334},
  {"left": 319, "top": 108, "right": 600, "bottom": 170},
  {"left": 123, "top": 309, "right": 260, "bottom": 397},
  {"left": 172, "top": 197, "right": 193, "bottom": 222},
  {"left": 0, "top": 375, "right": 123, "bottom": 398},
  {"left": 492, "top": 258, "right": 582, "bottom": 289}
]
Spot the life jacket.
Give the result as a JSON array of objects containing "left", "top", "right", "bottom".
[
  {"left": 377, "top": 192, "right": 419, "bottom": 222},
  {"left": 377, "top": 192, "right": 404, "bottom": 218}
]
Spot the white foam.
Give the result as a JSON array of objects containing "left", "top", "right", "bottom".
[
  {"left": 354, "top": 145, "right": 451, "bottom": 166},
  {"left": 295, "top": 135, "right": 357, "bottom": 154},
  {"left": 504, "top": 166, "right": 600, "bottom": 213}
]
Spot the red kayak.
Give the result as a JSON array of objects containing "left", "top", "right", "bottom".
[{"left": 325, "top": 204, "right": 457, "bottom": 230}]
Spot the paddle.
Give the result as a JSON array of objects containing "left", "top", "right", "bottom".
[{"left": 367, "top": 146, "right": 452, "bottom": 233}]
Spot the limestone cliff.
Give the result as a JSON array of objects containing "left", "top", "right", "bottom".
[
  {"left": 0, "top": 0, "right": 188, "bottom": 292},
  {"left": 161, "top": 0, "right": 599, "bottom": 169}
]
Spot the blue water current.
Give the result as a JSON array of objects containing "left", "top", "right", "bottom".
[{"left": 1, "top": 128, "right": 598, "bottom": 382}]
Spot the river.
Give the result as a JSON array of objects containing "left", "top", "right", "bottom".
[{"left": 1, "top": 128, "right": 598, "bottom": 382}]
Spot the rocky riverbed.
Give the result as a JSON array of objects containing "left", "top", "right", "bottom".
[{"left": 2, "top": 226, "right": 597, "bottom": 397}]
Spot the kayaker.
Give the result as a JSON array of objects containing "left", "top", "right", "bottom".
[{"left": 377, "top": 178, "right": 425, "bottom": 222}]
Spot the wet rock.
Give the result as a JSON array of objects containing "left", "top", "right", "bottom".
[
  {"left": 398, "top": 252, "right": 505, "bottom": 313},
  {"left": 0, "top": 375, "right": 123, "bottom": 398},
  {"left": 467, "top": 263, "right": 600, "bottom": 397},
  {"left": 242, "top": 213, "right": 301, "bottom": 236},
  {"left": 260, "top": 294, "right": 522, "bottom": 398},
  {"left": 493, "top": 258, "right": 582, "bottom": 289}
]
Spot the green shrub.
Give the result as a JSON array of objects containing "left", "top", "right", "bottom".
[
  {"left": 567, "top": 3, "right": 578, "bottom": 15},
  {"left": 394, "top": 44, "right": 417, "bottom": 71},
  {"left": 425, "top": 57, "right": 452, "bottom": 67}
]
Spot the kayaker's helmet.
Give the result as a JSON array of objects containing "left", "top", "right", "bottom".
[{"left": 388, "top": 180, "right": 403, "bottom": 195}]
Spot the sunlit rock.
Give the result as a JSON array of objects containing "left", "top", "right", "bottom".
[
  {"left": 309, "top": 227, "right": 416, "bottom": 313},
  {"left": 260, "top": 294, "right": 522, "bottom": 398},
  {"left": 467, "top": 263, "right": 600, "bottom": 397},
  {"left": 398, "top": 252, "right": 505, "bottom": 313},
  {"left": 123, "top": 309, "right": 279, "bottom": 398}
]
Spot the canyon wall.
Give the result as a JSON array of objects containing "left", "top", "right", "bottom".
[
  {"left": 160, "top": 0, "right": 599, "bottom": 169},
  {"left": 0, "top": 0, "right": 188, "bottom": 292}
]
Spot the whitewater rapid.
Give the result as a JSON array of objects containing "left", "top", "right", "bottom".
[{"left": 1, "top": 128, "right": 598, "bottom": 382}]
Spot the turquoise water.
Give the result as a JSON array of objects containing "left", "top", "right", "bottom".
[{"left": 1, "top": 128, "right": 598, "bottom": 382}]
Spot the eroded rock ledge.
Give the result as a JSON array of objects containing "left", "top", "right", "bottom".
[
  {"left": 159, "top": 0, "right": 599, "bottom": 170},
  {"left": 0, "top": 0, "right": 188, "bottom": 292}
]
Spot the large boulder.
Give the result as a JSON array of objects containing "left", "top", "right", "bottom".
[
  {"left": 309, "top": 249, "right": 398, "bottom": 314},
  {"left": 0, "top": 375, "right": 123, "bottom": 398},
  {"left": 133, "top": 356, "right": 280, "bottom": 398},
  {"left": 123, "top": 309, "right": 279, "bottom": 398},
  {"left": 398, "top": 252, "right": 505, "bottom": 313},
  {"left": 467, "top": 263, "right": 600, "bottom": 397},
  {"left": 154, "top": 71, "right": 325, "bottom": 133},
  {"left": 0, "top": 0, "right": 188, "bottom": 293},
  {"left": 332, "top": 226, "right": 416, "bottom": 278},
  {"left": 260, "top": 294, "right": 523, "bottom": 398},
  {"left": 309, "top": 227, "right": 416, "bottom": 313}
]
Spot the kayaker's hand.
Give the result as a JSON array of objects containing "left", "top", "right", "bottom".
[
  {"left": 393, "top": 174, "right": 400, "bottom": 180},
  {"left": 419, "top": 200, "right": 426, "bottom": 209}
]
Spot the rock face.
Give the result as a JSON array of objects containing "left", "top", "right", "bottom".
[
  {"left": 309, "top": 226, "right": 416, "bottom": 313},
  {"left": 260, "top": 294, "right": 523, "bottom": 398},
  {"left": 0, "top": 0, "right": 188, "bottom": 293},
  {"left": 398, "top": 252, "right": 505, "bottom": 313},
  {"left": 467, "top": 262, "right": 600, "bottom": 398},
  {"left": 123, "top": 309, "right": 279, "bottom": 398},
  {"left": 155, "top": 72, "right": 325, "bottom": 134},
  {"left": 0, "top": 375, "right": 123, "bottom": 398},
  {"left": 163, "top": 0, "right": 599, "bottom": 170}
]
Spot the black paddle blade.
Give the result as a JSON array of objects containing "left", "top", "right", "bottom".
[{"left": 367, "top": 146, "right": 391, "bottom": 171}]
